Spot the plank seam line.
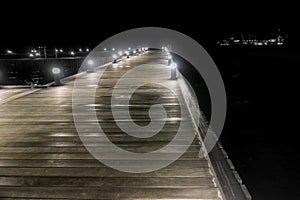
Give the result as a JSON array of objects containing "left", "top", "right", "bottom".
[{"left": 0, "top": 89, "right": 41, "bottom": 105}]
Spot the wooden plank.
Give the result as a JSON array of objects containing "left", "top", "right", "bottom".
[
  {"left": 0, "top": 152, "right": 201, "bottom": 160},
  {"left": 0, "top": 51, "right": 222, "bottom": 199},
  {"left": 0, "top": 176, "right": 215, "bottom": 187},
  {"left": 0, "top": 167, "right": 212, "bottom": 177},
  {"left": 0, "top": 187, "right": 220, "bottom": 199},
  {"left": 0, "top": 159, "right": 208, "bottom": 168}
]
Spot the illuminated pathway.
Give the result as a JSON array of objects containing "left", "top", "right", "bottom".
[{"left": 0, "top": 51, "right": 249, "bottom": 199}]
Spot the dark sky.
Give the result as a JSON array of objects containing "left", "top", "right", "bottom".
[{"left": 1, "top": 2, "right": 299, "bottom": 52}]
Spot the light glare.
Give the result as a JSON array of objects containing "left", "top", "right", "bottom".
[
  {"left": 172, "top": 62, "right": 177, "bottom": 69},
  {"left": 52, "top": 67, "right": 61, "bottom": 74},
  {"left": 87, "top": 59, "right": 94, "bottom": 65}
]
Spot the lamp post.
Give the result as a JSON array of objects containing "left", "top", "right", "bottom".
[
  {"left": 44, "top": 46, "right": 47, "bottom": 58},
  {"left": 167, "top": 54, "right": 172, "bottom": 66},
  {"left": 171, "top": 62, "right": 177, "bottom": 80},
  {"left": 112, "top": 54, "right": 118, "bottom": 63},
  {"left": 87, "top": 59, "right": 95, "bottom": 73},
  {"left": 55, "top": 49, "right": 58, "bottom": 58},
  {"left": 52, "top": 67, "right": 61, "bottom": 85}
]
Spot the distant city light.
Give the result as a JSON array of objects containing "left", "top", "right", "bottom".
[
  {"left": 60, "top": 49, "right": 63, "bottom": 52},
  {"left": 79, "top": 48, "right": 82, "bottom": 52},
  {"left": 128, "top": 47, "right": 131, "bottom": 50},
  {"left": 55, "top": 49, "right": 58, "bottom": 52},
  {"left": 70, "top": 51, "right": 75, "bottom": 55},
  {"left": 104, "top": 48, "right": 107, "bottom": 51},
  {"left": 112, "top": 48, "right": 115, "bottom": 51},
  {"left": 86, "top": 48, "right": 89, "bottom": 52},
  {"left": 125, "top": 51, "right": 129, "bottom": 55},
  {"left": 52, "top": 67, "right": 61, "bottom": 74},
  {"left": 133, "top": 50, "right": 136, "bottom": 54},
  {"left": 87, "top": 59, "right": 94, "bottom": 65},
  {"left": 217, "top": 32, "right": 286, "bottom": 47},
  {"left": 35, "top": 53, "right": 40, "bottom": 56},
  {"left": 29, "top": 53, "right": 34, "bottom": 57},
  {"left": 112, "top": 54, "right": 117, "bottom": 59},
  {"left": 118, "top": 51, "right": 123, "bottom": 56},
  {"left": 7, "top": 50, "right": 13, "bottom": 54}
]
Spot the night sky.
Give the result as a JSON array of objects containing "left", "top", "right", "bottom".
[{"left": 1, "top": 3, "right": 299, "bottom": 52}]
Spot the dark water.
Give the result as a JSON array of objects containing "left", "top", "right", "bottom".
[{"left": 175, "top": 48, "right": 300, "bottom": 200}]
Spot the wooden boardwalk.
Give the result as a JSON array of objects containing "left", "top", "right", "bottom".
[
  {"left": 0, "top": 88, "right": 37, "bottom": 105},
  {"left": 0, "top": 51, "right": 223, "bottom": 199}
]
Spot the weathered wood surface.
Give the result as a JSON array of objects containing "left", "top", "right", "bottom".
[
  {"left": 0, "top": 51, "right": 222, "bottom": 199},
  {"left": 0, "top": 88, "right": 36, "bottom": 105}
]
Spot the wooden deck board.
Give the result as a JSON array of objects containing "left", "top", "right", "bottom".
[{"left": 0, "top": 51, "right": 222, "bottom": 199}]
